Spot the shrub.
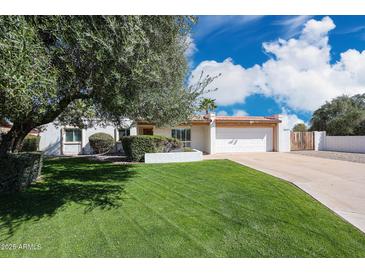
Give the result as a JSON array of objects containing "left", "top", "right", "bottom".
[
  {"left": 89, "top": 133, "right": 115, "bottom": 154},
  {"left": 20, "top": 135, "right": 40, "bottom": 152},
  {"left": 121, "top": 135, "right": 181, "bottom": 162},
  {"left": 0, "top": 152, "right": 43, "bottom": 193}
]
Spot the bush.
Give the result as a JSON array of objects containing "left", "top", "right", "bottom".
[
  {"left": 121, "top": 135, "right": 181, "bottom": 162},
  {"left": 89, "top": 133, "right": 115, "bottom": 154},
  {"left": 0, "top": 152, "right": 43, "bottom": 193},
  {"left": 20, "top": 135, "right": 40, "bottom": 152}
]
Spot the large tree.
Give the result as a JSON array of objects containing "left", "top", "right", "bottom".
[
  {"left": 310, "top": 94, "right": 365, "bottom": 135},
  {"left": 0, "top": 16, "right": 212, "bottom": 155},
  {"left": 292, "top": 123, "right": 307, "bottom": 132}
]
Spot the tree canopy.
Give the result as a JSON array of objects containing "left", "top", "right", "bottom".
[
  {"left": 310, "top": 94, "right": 365, "bottom": 135},
  {"left": 292, "top": 123, "right": 307, "bottom": 132},
  {"left": 0, "top": 16, "right": 213, "bottom": 154}
]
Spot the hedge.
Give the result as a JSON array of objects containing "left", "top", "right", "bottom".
[
  {"left": 0, "top": 152, "right": 43, "bottom": 193},
  {"left": 20, "top": 135, "right": 40, "bottom": 152},
  {"left": 89, "top": 132, "right": 114, "bottom": 154},
  {"left": 121, "top": 135, "right": 181, "bottom": 162}
]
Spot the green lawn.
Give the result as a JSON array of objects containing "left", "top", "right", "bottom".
[{"left": 1, "top": 158, "right": 365, "bottom": 257}]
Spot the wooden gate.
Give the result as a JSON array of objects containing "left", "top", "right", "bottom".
[{"left": 291, "top": 132, "right": 314, "bottom": 151}]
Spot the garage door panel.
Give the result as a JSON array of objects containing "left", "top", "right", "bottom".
[{"left": 216, "top": 127, "right": 273, "bottom": 152}]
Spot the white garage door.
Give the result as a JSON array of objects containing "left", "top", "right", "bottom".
[{"left": 215, "top": 127, "right": 273, "bottom": 153}]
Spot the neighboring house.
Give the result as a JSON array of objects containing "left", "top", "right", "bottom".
[
  {"left": 39, "top": 113, "right": 291, "bottom": 155},
  {"left": 0, "top": 119, "right": 39, "bottom": 139},
  {"left": 0, "top": 119, "right": 15, "bottom": 136}
]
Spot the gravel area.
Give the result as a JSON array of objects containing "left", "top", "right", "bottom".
[{"left": 290, "top": 150, "right": 365, "bottom": 164}]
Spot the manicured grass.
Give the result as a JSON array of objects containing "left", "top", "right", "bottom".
[{"left": 1, "top": 158, "right": 365, "bottom": 257}]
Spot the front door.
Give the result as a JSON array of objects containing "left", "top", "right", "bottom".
[{"left": 142, "top": 128, "right": 153, "bottom": 135}]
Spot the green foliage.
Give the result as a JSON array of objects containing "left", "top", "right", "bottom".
[
  {"left": 199, "top": 98, "right": 217, "bottom": 114},
  {"left": 292, "top": 123, "right": 308, "bottom": 132},
  {"left": 0, "top": 16, "right": 217, "bottom": 154},
  {"left": 89, "top": 133, "right": 114, "bottom": 154},
  {"left": 122, "top": 135, "right": 181, "bottom": 162},
  {"left": 310, "top": 94, "right": 365, "bottom": 135},
  {"left": 0, "top": 16, "right": 194, "bottom": 126},
  {"left": 0, "top": 17, "right": 59, "bottom": 123},
  {"left": 20, "top": 135, "right": 40, "bottom": 152},
  {"left": 0, "top": 152, "right": 43, "bottom": 193},
  {"left": 182, "top": 147, "right": 194, "bottom": 152}
]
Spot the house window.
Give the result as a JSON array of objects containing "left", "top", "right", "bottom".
[
  {"left": 119, "top": 128, "right": 130, "bottom": 140},
  {"left": 65, "top": 128, "right": 82, "bottom": 142},
  {"left": 171, "top": 128, "right": 191, "bottom": 147}
]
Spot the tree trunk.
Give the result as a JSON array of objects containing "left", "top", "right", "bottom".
[
  {"left": 0, "top": 128, "right": 17, "bottom": 156},
  {"left": 0, "top": 94, "right": 86, "bottom": 157},
  {"left": 11, "top": 130, "right": 30, "bottom": 152},
  {"left": 0, "top": 122, "right": 33, "bottom": 156}
]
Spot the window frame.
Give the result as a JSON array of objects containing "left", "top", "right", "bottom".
[
  {"left": 64, "top": 128, "right": 82, "bottom": 143},
  {"left": 171, "top": 128, "right": 192, "bottom": 147},
  {"left": 118, "top": 128, "right": 131, "bottom": 141}
]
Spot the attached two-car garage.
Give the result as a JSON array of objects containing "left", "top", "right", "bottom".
[
  {"left": 213, "top": 116, "right": 280, "bottom": 153},
  {"left": 215, "top": 127, "right": 274, "bottom": 153}
]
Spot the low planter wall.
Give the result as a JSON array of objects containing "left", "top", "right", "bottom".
[{"left": 145, "top": 149, "right": 203, "bottom": 164}]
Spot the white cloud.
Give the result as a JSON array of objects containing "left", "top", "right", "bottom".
[
  {"left": 190, "top": 16, "right": 365, "bottom": 113},
  {"left": 194, "top": 16, "right": 264, "bottom": 40},
  {"left": 184, "top": 34, "right": 197, "bottom": 58},
  {"left": 217, "top": 110, "right": 228, "bottom": 116},
  {"left": 286, "top": 114, "right": 306, "bottom": 130},
  {"left": 233, "top": 109, "right": 248, "bottom": 116},
  {"left": 190, "top": 58, "right": 259, "bottom": 105},
  {"left": 217, "top": 109, "right": 248, "bottom": 116},
  {"left": 273, "top": 16, "right": 313, "bottom": 38},
  {"left": 280, "top": 108, "right": 306, "bottom": 129}
]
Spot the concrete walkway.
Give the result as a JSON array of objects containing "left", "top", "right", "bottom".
[{"left": 204, "top": 152, "right": 365, "bottom": 233}]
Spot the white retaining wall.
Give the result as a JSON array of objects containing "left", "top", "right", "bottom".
[
  {"left": 312, "top": 131, "right": 365, "bottom": 153},
  {"left": 314, "top": 131, "right": 326, "bottom": 151},
  {"left": 276, "top": 114, "right": 291, "bottom": 152},
  {"left": 145, "top": 149, "right": 203, "bottom": 163},
  {"left": 324, "top": 135, "right": 365, "bottom": 153}
]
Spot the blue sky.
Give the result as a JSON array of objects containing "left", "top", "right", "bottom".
[{"left": 189, "top": 16, "right": 365, "bottom": 127}]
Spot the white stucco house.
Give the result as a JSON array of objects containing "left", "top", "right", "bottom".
[{"left": 39, "top": 113, "right": 291, "bottom": 155}]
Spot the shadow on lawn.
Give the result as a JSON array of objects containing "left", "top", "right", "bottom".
[{"left": 0, "top": 157, "right": 136, "bottom": 240}]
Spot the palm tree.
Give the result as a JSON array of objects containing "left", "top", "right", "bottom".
[{"left": 199, "top": 98, "right": 217, "bottom": 114}]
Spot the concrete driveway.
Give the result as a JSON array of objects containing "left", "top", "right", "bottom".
[{"left": 204, "top": 152, "right": 365, "bottom": 233}]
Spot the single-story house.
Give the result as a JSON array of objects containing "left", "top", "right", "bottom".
[{"left": 39, "top": 113, "right": 291, "bottom": 155}]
